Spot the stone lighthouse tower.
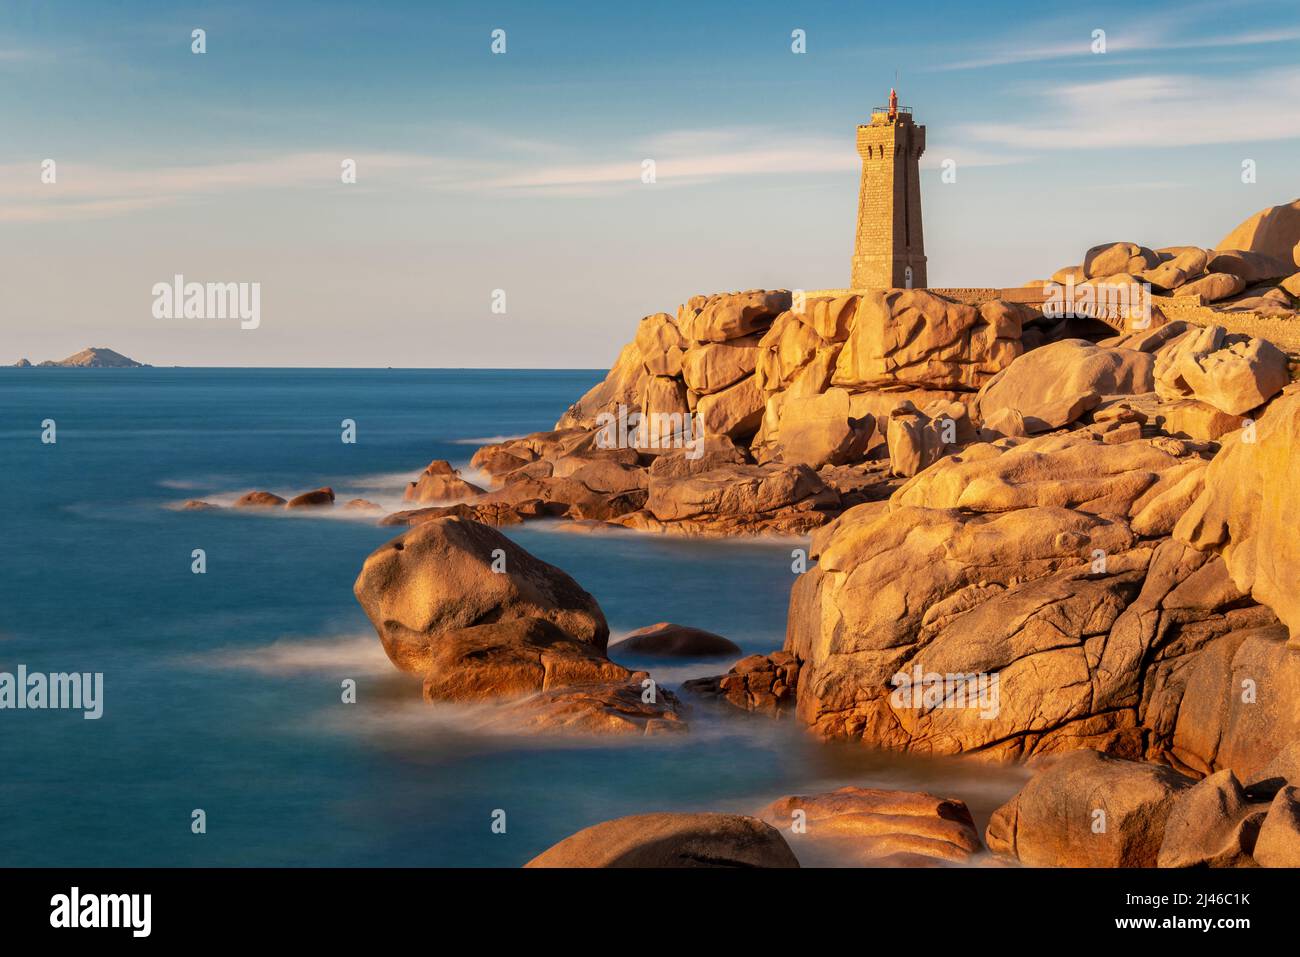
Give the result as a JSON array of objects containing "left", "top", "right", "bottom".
[{"left": 850, "top": 89, "right": 927, "bottom": 289}]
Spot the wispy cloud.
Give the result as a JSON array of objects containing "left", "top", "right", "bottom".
[
  {"left": 1, "top": 125, "right": 1033, "bottom": 219},
  {"left": 956, "top": 67, "right": 1300, "bottom": 149},
  {"left": 932, "top": 21, "right": 1300, "bottom": 71},
  {"left": 0, "top": 152, "right": 436, "bottom": 223}
]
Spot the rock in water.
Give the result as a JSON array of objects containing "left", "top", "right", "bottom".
[
  {"left": 683, "top": 651, "right": 800, "bottom": 716},
  {"left": 285, "top": 487, "right": 335, "bottom": 508},
  {"left": 612, "top": 622, "right": 741, "bottom": 659},
  {"left": 353, "top": 516, "right": 609, "bottom": 673},
  {"left": 404, "top": 460, "right": 485, "bottom": 504},
  {"left": 525, "top": 813, "right": 799, "bottom": 868}
]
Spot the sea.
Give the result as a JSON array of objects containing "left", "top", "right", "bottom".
[{"left": 0, "top": 368, "right": 1029, "bottom": 866}]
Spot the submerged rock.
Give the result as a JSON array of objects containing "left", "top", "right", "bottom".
[
  {"left": 525, "top": 812, "right": 798, "bottom": 868},
  {"left": 759, "top": 786, "right": 983, "bottom": 866},
  {"left": 611, "top": 623, "right": 741, "bottom": 659},
  {"left": 232, "top": 490, "right": 287, "bottom": 508}
]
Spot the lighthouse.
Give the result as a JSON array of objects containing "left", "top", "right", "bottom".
[{"left": 850, "top": 89, "right": 927, "bottom": 290}]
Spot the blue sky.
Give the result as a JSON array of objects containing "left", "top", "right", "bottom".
[{"left": 3, "top": 0, "right": 1299, "bottom": 366}]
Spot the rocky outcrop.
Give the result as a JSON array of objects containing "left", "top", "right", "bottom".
[
  {"left": 404, "top": 460, "right": 485, "bottom": 503},
  {"left": 525, "top": 813, "right": 799, "bottom": 868},
  {"left": 785, "top": 426, "right": 1287, "bottom": 762},
  {"left": 353, "top": 516, "right": 609, "bottom": 674},
  {"left": 988, "top": 750, "right": 1300, "bottom": 868},
  {"left": 760, "top": 786, "right": 983, "bottom": 866},
  {"left": 683, "top": 651, "right": 800, "bottom": 717},
  {"left": 611, "top": 623, "right": 741, "bottom": 659}
]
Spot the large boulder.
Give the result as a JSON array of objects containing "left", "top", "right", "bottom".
[
  {"left": 986, "top": 750, "right": 1193, "bottom": 867},
  {"left": 353, "top": 516, "right": 609, "bottom": 673},
  {"left": 794, "top": 294, "right": 858, "bottom": 343},
  {"left": 1176, "top": 390, "right": 1300, "bottom": 642},
  {"left": 634, "top": 312, "right": 686, "bottom": 377},
  {"left": 525, "top": 813, "right": 799, "bottom": 868},
  {"left": 695, "top": 375, "right": 765, "bottom": 440},
  {"left": 677, "top": 290, "right": 791, "bottom": 343},
  {"left": 771, "top": 389, "right": 875, "bottom": 468},
  {"left": 1216, "top": 199, "right": 1300, "bottom": 270},
  {"left": 1179, "top": 272, "right": 1246, "bottom": 303},
  {"left": 976, "top": 339, "right": 1155, "bottom": 433},
  {"left": 1154, "top": 324, "right": 1289, "bottom": 415},
  {"left": 885, "top": 399, "right": 972, "bottom": 478},
  {"left": 753, "top": 312, "right": 827, "bottom": 394},
  {"left": 759, "top": 787, "right": 983, "bottom": 866},
  {"left": 1204, "top": 249, "right": 1292, "bottom": 285},
  {"left": 1084, "top": 242, "right": 1158, "bottom": 279},
  {"left": 832, "top": 290, "right": 1024, "bottom": 392},
  {"left": 681, "top": 336, "right": 762, "bottom": 395}
]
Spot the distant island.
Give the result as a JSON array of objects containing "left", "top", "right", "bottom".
[{"left": 12, "top": 347, "right": 147, "bottom": 368}]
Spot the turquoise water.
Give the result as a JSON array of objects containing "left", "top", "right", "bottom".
[{"left": 0, "top": 369, "right": 1026, "bottom": 866}]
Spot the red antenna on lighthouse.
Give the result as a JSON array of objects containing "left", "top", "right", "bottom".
[{"left": 888, "top": 87, "right": 898, "bottom": 120}]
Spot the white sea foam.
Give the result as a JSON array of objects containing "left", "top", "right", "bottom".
[
  {"left": 451, "top": 434, "right": 525, "bottom": 445},
  {"left": 182, "top": 633, "right": 394, "bottom": 677}
]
